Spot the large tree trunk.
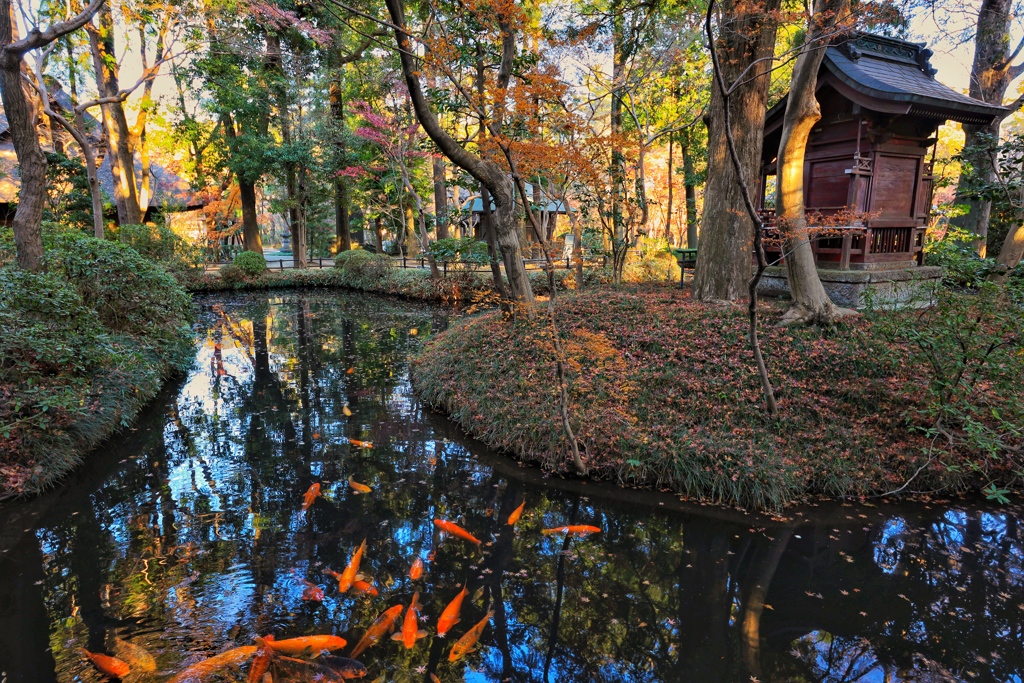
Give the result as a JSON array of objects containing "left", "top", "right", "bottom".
[
  {"left": 692, "top": 0, "right": 781, "bottom": 301},
  {"left": 222, "top": 114, "right": 263, "bottom": 254},
  {"left": 609, "top": 5, "right": 628, "bottom": 284},
  {"left": 433, "top": 155, "right": 448, "bottom": 240},
  {"left": 87, "top": 5, "right": 141, "bottom": 225},
  {"left": 952, "top": 0, "right": 1024, "bottom": 255},
  {"left": 238, "top": 180, "right": 263, "bottom": 253},
  {"left": 991, "top": 224, "right": 1024, "bottom": 281},
  {"left": 776, "top": 0, "right": 855, "bottom": 326},
  {"left": 0, "top": 9, "right": 45, "bottom": 270},
  {"left": 385, "top": 0, "right": 533, "bottom": 305}
]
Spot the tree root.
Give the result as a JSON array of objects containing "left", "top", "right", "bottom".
[{"left": 777, "top": 302, "right": 859, "bottom": 327}]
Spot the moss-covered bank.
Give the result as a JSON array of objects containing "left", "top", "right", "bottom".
[
  {"left": 1, "top": 230, "right": 193, "bottom": 499},
  {"left": 178, "top": 249, "right": 674, "bottom": 301},
  {"left": 412, "top": 285, "right": 1024, "bottom": 511}
]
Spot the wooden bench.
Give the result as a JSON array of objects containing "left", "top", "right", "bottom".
[{"left": 671, "top": 248, "right": 698, "bottom": 289}]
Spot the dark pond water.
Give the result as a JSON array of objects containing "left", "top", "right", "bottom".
[{"left": 2, "top": 289, "right": 1023, "bottom": 683}]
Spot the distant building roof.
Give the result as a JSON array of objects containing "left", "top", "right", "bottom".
[
  {"left": 767, "top": 32, "right": 1008, "bottom": 127},
  {"left": 469, "top": 181, "right": 572, "bottom": 214}
]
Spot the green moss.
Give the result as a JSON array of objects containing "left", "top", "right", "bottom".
[{"left": 411, "top": 285, "right": 1024, "bottom": 512}]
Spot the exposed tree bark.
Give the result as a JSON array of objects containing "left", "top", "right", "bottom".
[
  {"left": 775, "top": 0, "right": 856, "bottom": 326},
  {"left": 705, "top": 0, "right": 777, "bottom": 414},
  {"left": 953, "top": 0, "right": 1024, "bottom": 255},
  {"left": 384, "top": 0, "right": 534, "bottom": 305},
  {"left": 991, "top": 224, "right": 1024, "bottom": 281},
  {"left": 693, "top": 0, "right": 781, "bottom": 301},
  {"left": 433, "top": 155, "right": 448, "bottom": 239},
  {"left": 373, "top": 214, "right": 383, "bottom": 252},
  {"left": 0, "top": 0, "right": 104, "bottom": 270},
  {"left": 86, "top": 4, "right": 141, "bottom": 225}
]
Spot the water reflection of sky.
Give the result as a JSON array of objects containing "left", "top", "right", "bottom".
[{"left": 3, "top": 291, "right": 1024, "bottom": 683}]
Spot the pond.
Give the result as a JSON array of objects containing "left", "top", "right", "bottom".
[{"left": 1, "top": 289, "right": 1022, "bottom": 683}]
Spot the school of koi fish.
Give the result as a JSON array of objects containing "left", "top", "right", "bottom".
[{"left": 76, "top": 478, "right": 601, "bottom": 682}]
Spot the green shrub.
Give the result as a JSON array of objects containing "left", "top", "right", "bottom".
[
  {"left": 0, "top": 230, "right": 194, "bottom": 497},
  {"left": 116, "top": 223, "right": 203, "bottom": 272},
  {"left": 233, "top": 250, "right": 267, "bottom": 276},
  {"left": 924, "top": 225, "right": 998, "bottom": 288},
  {"left": 428, "top": 237, "right": 490, "bottom": 268},
  {"left": 47, "top": 232, "right": 193, "bottom": 353},
  {"left": 219, "top": 263, "right": 248, "bottom": 285},
  {"left": 334, "top": 249, "right": 394, "bottom": 279}
]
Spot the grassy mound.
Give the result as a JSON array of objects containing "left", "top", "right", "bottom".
[
  {"left": 412, "top": 285, "right": 1024, "bottom": 511},
  {"left": 1, "top": 229, "right": 194, "bottom": 498}
]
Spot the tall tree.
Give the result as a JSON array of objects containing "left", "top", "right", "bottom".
[
  {"left": 86, "top": 3, "right": 142, "bottom": 224},
  {"left": 0, "top": 0, "right": 104, "bottom": 271},
  {"left": 952, "top": 0, "right": 1024, "bottom": 255},
  {"left": 384, "top": 0, "right": 535, "bottom": 304},
  {"left": 774, "top": 0, "right": 856, "bottom": 326},
  {"left": 692, "top": 0, "right": 781, "bottom": 301}
]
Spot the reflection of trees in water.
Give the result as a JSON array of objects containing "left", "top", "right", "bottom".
[{"left": 9, "top": 291, "right": 1024, "bottom": 683}]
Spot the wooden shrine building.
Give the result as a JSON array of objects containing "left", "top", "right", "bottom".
[{"left": 759, "top": 33, "right": 1007, "bottom": 271}]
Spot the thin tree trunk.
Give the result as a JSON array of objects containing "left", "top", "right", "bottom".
[
  {"left": 433, "top": 155, "right": 447, "bottom": 239},
  {"left": 665, "top": 133, "right": 674, "bottom": 242},
  {"left": 373, "top": 215, "right": 383, "bottom": 252},
  {"left": 776, "top": 0, "right": 856, "bottom": 326},
  {"left": 329, "top": 70, "right": 352, "bottom": 253},
  {"left": 30, "top": 57, "right": 105, "bottom": 238},
  {"left": 693, "top": 0, "right": 781, "bottom": 301},
  {"left": 682, "top": 128, "right": 699, "bottom": 249},
  {"left": 87, "top": 5, "right": 141, "bottom": 225}
]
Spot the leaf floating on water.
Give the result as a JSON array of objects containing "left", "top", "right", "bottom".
[{"left": 409, "top": 328, "right": 418, "bottom": 335}]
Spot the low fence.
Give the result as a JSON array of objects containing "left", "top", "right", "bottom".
[{"left": 203, "top": 254, "right": 611, "bottom": 274}]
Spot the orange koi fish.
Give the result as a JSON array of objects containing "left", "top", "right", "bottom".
[
  {"left": 541, "top": 525, "right": 601, "bottom": 536},
  {"left": 349, "top": 439, "right": 373, "bottom": 449},
  {"left": 248, "top": 636, "right": 275, "bottom": 683},
  {"left": 430, "top": 674, "right": 441, "bottom": 683},
  {"left": 301, "top": 483, "right": 321, "bottom": 512},
  {"left": 409, "top": 557, "right": 425, "bottom": 580},
  {"left": 350, "top": 605, "right": 404, "bottom": 658},
  {"left": 507, "top": 501, "right": 526, "bottom": 526},
  {"left": 436, "top": 585, "right": 468, "bottom": 637},
  {"left": 168, "top": 646, "right": 257, "bottom": 683},
  {"left": 352, "top": 579, "right": 378, "bottom": 596},
  {"left": 433, "top": 519, "right": 482, "bottom": 547},
  {"left": 448, "top": 610, "right": 494, "bottom": 662},
  {"left": 391, "top": 592, "right": 427, "bottom": 649},
  {"left": 337, "top": 539, "right": 367, "bottom": 593},
  {"left": 301, "top": 580, "right": 325, "bottom": 601},
  {"left": 267, "top": 635, "right": 347, "bottom": 656},
  {"left": 79, "top": 649, "right": 130, "bottom": 679},
  {"left": 348, "top": 475, "right": 372, "bottom": 494}
]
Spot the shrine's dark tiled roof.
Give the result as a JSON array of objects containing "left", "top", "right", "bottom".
[{"left": 820, "top": 33, "right": 1007, "bottom": 124}]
